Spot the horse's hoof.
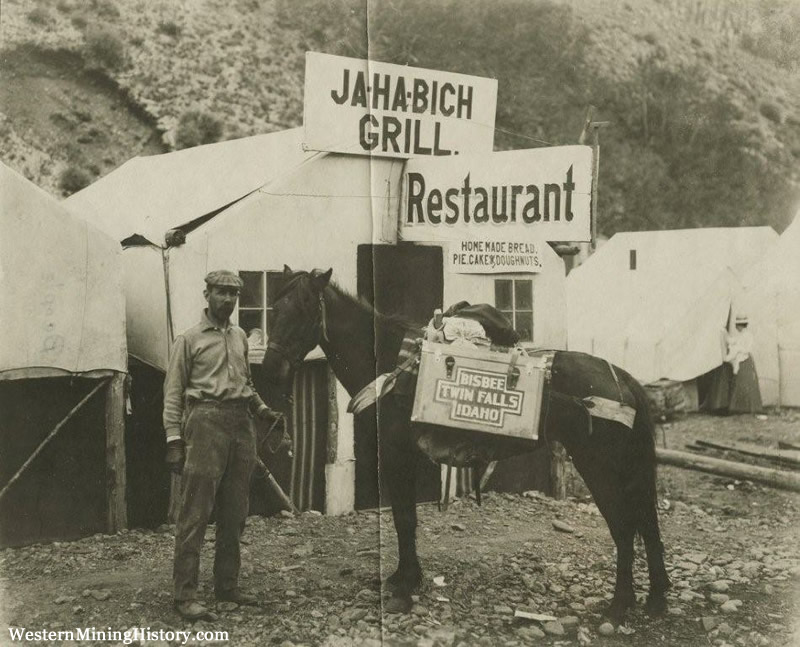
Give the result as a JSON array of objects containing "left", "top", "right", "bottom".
[
  {"left": 384, "top": 571, "right": 401, "bottom": 593},
  {"left": 645, "top": 594, "right": 668, "bottom": 617},
  {"left": 384, "top": 594, "right": 413, "bottom": 614},
  {"left": 603, "top": 599, "right": 633, "bottom": 624},
  {"left": 383, "top": 568, "right": 422, "bottom": 594}
]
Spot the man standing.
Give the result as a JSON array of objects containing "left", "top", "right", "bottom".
[{"left": 164, "top": 270, "right": 280, "bottom": 620}]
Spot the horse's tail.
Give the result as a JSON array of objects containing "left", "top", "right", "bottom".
[{"left": 624, "top": 372, "right": 660, "bottom": 537}]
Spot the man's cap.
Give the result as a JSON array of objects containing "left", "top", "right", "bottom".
[
  {"left": 735, "top": 314, "right": 749, "bottom": 324},
  {"left": 205, "top": 270, "right": 244, "bottom": 289}
]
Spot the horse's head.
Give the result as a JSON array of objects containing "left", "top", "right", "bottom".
[{"left": 261, "top": 265, "right": 333, "bottom": 396}]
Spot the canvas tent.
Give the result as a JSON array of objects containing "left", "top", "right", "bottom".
[
  {"left": 64, "top": 127, "right": 569, "bottom": 514},
  {"left": 567, "top": 227, "right": 778, "bottom": 401},
  {"left": 737, "top": 211, "right": 800, "bottom": 406},
  {"left": 0, "top": 162, "right": 127, "bottom": 546}
]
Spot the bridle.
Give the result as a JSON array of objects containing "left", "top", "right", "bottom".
[{"left": 266, "top": 286, "right": 329, "bottom": 369}]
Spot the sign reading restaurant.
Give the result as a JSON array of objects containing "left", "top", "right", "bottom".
[
  {"left": 400, "top": 146, "right": 593, "bottom": 244},
  {"left": 303, "top": 52, "right": 497, "bottom": 158}
]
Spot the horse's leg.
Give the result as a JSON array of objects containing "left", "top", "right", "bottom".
[
  {"left": 381, "top": 443, "right": 421, "bottom": 613},
  {"left": 591, "top": 479, "right": 637, "bottom": 622},
  {"left": 640, "top": 495, "right": 671, "bottom": 615},
  {"left": 572, "top": 447, "right": 637, "bottom": 623}
]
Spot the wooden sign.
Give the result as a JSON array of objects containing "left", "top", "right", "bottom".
[
  {"left": 303, "top": 52, "right": 497, "bottom": 158},
  {"left": 400, "top": 146, "right": 593, "bottom": 243},
  {"left": 448, "top": 239, "right": 544, "bottom": 274}
]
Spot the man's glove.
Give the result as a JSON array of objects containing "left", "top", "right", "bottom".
[{"left": 165, "top": 441, "right": 186, "bottom": 474}]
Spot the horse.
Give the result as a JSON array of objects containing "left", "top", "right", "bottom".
[{"left": 261, "top": 267, "right": 670, "bottom": 621}]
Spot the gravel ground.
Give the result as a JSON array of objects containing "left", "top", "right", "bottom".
[{"left": 1, "top": 412, "right": 799, "bottom": 647}]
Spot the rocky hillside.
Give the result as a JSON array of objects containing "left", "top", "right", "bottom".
[{"left": 1, "top": 0, "right": 798, "bottom": 234}]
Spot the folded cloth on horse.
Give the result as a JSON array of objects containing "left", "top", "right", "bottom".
[
  {"left": 443, "top": 302, "right": 520, "bottom": 347},
  {"left": 582, "top": 396, "right": 636, "bottom": 429}
]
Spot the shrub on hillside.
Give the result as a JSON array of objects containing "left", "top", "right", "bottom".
[
  {"left": 27, "top": 7, "right": 52, "bottom": 25},
  {"left": 90, "top": 0, "right": 121, "bottom": 19},
  {"left": 59, "top": 166, "right": 92, "bottom": 195},
  {"left": 174, "top": 111, "right": 224, "bottom": 149},
  {"left": 157, "top": 20, "right": 182, "bottom": 37},
  {"left": 760, "top": 101, "right": 783, "bottom": 124},
  {"left": 71, "top": 14, "right": 88, "bottom": 29},
  {"left": 84, "top": 27, "right": 126, "bottom": 70}
]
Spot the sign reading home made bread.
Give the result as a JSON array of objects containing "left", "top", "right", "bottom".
[
  {"left": 303, "top": 52, "right": 497, "bottom": 158},
  {"left": 401, "top": 146, "right": 593, "bottom": 243}
]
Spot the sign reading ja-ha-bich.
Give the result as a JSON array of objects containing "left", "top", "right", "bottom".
[
  {"left": 436, "top": 367, "right": 524, "bottom": 428},
  {"left": 303, "top": 52, "right": 497, "bottom": 158},
  {"left": 450, "top": 239, "right": 544, "bottom": 274},
  {"left": 401, "top": 146, "right": 593, "bottom": 243}
]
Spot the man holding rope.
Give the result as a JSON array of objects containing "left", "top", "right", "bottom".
[{"left": 164, "top": 270, "right": 283, "bottom": 621}]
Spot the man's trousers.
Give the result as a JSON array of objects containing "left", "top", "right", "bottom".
[{"left": 173, "top": 401, "right": 256, "bottom": 602}]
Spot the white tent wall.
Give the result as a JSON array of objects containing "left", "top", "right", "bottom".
[
  {"left": 567, "top": 227, "right": 778, "bottom": 388},
  {"left": 739, "top": 212, "right": 800, "bottom": 406},
  {"left": 1, "top": 164, "right": 126, "bottom": 377},
  {"left": 195, "top": 153, "right": 392, "bottom": 290},
  {"left": 123, "top": 246, "right": 171, "bottom": 371}
]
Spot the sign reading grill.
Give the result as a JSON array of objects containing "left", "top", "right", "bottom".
[{"left": 435, "top": 366, "right": 524, "bottom": 427}]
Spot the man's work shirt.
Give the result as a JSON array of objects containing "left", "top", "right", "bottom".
[{"left": 163, "top": 311, "right": 268, "bottom": 440}]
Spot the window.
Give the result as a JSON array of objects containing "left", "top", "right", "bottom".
[
  {"left": 495, "top": 278, "right": 533, "bottom": 342},
  {"left": 629, "top": 249, "right": 637, "bottom": 270},
  {"left": 237, "top": 271, "right": 285, "bottom": 347}
]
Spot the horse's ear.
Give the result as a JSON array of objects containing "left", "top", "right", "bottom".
[
  {"left": 283, "top": 264, "right": 293, "bottom": 277},
  {"left": 311, "top": 268, "right": 333, "bottom": 291}
]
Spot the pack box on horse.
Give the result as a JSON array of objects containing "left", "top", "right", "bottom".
[{"left": 261, "top": 267, "right": 670, "bottom": 622}]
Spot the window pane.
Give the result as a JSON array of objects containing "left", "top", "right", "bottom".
[
  {"left": 515, "top": 312, "right": 533, "bottom": 342},
  {"left": 239, "top": 310, "right": 263, "bottom": 337},
  {"left": 515, "top": 280, "right": 533, "bottom": 310},
  {"left": 239, "top": 271, "right": 263, "bottom": 308},
  {"left": 495, "top": 280, "right": 513, "bottom": 310},
  {"left": 266, "top": 271, "right": 286, "bottom": 307}
]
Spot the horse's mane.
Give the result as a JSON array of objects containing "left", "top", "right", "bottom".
[
  {"left": 329, "top": 281, "right": 423, "bottom": 337},
  {"left": 279, "top": 270, "right": 422, "bottom": 337}
]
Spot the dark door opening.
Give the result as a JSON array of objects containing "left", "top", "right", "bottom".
[{"left": 355, "top": 243, "right": 443, "bottom": 509}]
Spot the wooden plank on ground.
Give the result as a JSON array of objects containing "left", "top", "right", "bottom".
[
  {"left": 656, "top": 448, "right": 800, "bottom": 493},
  {"left": 778, "top": 440, "right": 800, "bottom": 452},
  {"left": 694, "top": 439, "right": 800, "bottom": 469}
]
